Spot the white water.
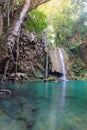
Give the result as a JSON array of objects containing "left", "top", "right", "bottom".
[{"left": 58, "top": 48, "right": 66, "bottom": 81}]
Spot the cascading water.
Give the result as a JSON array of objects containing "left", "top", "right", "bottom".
[{"left": 58, "top": 48, "right": 66, "bottom": 81}]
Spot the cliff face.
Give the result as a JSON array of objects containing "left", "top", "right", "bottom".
[
  {"left": 0, "top": 27, "right": 70, "bottom": 81},
  {"left": 13, "top": 30, "right": 46, "bottom": 80},
  {"left": 0, "top": 27, "right": 46, "bottom": 81},
  {"left": 49, "top": 47, "right": 68, "bottom": 75}
]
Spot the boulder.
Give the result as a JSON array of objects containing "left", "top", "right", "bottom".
[{"left": 10, "top": 72, "right": 27, "bottom": 80}]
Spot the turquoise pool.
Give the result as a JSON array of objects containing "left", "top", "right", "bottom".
[{"left": 0, "top": 80, "right": 87, "bottom": 130}]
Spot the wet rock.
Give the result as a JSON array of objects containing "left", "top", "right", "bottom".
[
  {"left": 10, "top": 72, "right": 26, "bottom": 77},
  {"left": 0, "top": 89, "right": 11, "bottom": 94},
  {"left": 0, "top": 89, "right": 12, "bottom": 97},
  {"left": 65, "top": 96, "right": 76, "bottom": 99},
  {"left": 0, "top": 110, "right": 3, "bottom": 115},
  {"left": 17, "top": 117, "right": 26, "bottom": 121},
  {"left": 32, "top": 106, "right": 38, "bottom": 112},
  {"left": 26, "top": 117, "right": 35, "bottom": 128},
  {"left": 43, "top": 76, "right": 57, "bottom": 81},
  {"left": 34, "top": 71, "right": 44, "bottom": 78},
  {"left": 10, "top": 72, "right": 28, "bottom": 80}
]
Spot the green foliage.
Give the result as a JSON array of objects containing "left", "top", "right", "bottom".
[
  {"left": 24, "top": 9, "right": 48, "bottom": 33},
  {"left": 71, "top": 63, "right": 83, "bottom": 76},
  {"left": 74, "top": 12, "right": 87, "bottom": 39},
  {"left": 17, "top": 0, "right": 23, "bottom": 3},
  {"left": 70, "top": 55, "right": 85, "bottom": 78},
  {"left": 0, "top": 45, "right": 7, "bottom": 52},
  {"left": 53, "top": 7, "right": 75, "bottom": 47},
  {"left": 46, "top": 0, "right": 87, "bottom": 48}
]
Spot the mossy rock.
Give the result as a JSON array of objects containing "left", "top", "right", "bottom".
[
  {"left": 34, "top": 71, "right": 44, "bottom": 78},
  {"left": 0, "top": 110, "right": 3, "bottom": 115},
  {"left": 44, "top": 76, "right": 57, "bottom": 81}
]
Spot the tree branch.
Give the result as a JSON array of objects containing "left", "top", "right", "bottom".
[{"left": 30, "top": 0, "right": 50, "bottom": 11}]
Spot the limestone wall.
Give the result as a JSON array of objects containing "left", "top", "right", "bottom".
[{"left": 49, "top": 47, "right": 68, "bottom": 73}]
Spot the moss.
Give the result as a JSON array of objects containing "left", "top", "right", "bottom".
[
  {"left": 0, "top": 45, "right": 6, "bottom": 51},
  {"left": 44, "top": 76, "right": 57, "bottom": 81}
]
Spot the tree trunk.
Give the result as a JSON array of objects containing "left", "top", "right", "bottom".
[
  {"left": 7, "top": 0, "right": 50, "bottom": 58},
  {"left": 1, "top": 58, "right": 10, "bottom": 83},
  {"left": 45, "top": 51, "right": 48, "bottom": 78},
  {"left": 7, "top": 0, "right": 31, "bottom": 59},
  {"left": 1, "top": 0, "right": 31, "bottom": 82},
  {"left": 15, "top": 37, "right": 19, "bottom": 80},
  {"left": 30, "top": 0, "right": 50, "bottom": 11},
  {"left": 0, "top": 6, "right": 3, "bottom": 36}
]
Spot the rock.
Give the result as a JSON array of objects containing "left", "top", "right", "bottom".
[
  {"left": 44, "top": 76, "right": 57, "bottom": 81},
  {"left": 0, "top": 110, "right": 3, "bottom": 115},
  {"left": 10, "top": 72, "right": 27, "bottom": 80},
  {"left": 10, "top": 72, "right": 26, "bottom": 77},
  {"left": 17, "top": 117, "right": 26, "bottom": 121},
  {"left": 0, "top": 89, "right": 11, "bottom": 95},
  {"left": 65, "top": 96, "right": 76, "bottom": 99},
  {"left": 34, "top": 71, "right": 44, "bottom": 78},
  {"left": 26, "top": 122, "right": 33, "bottom": 128},
  {"left": 32, "top": 106, "right": 38, "bottom": 112},
  {"left": 85, "top": 73, "right": 87, "bottom": 77},
  {"left": 26, "top": 117, "right": 35, "bottom": 128}
]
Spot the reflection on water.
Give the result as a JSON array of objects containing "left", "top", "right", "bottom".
[
  {"left": 61, "top": 81, "right": 66, "bottom": 113},
  {"left": 45, "top": 82, "right": 48, "bottom": 97},
  {"left": 0, "top": 80, "right": 87, "bottom": 130}
]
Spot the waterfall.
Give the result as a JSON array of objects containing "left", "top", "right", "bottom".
[{"left": 58, "top": 48, "right": 66, "bottom": 81}]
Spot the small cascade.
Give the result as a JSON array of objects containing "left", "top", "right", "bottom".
[{"left": 58, "top": 48, "right": 67, "bottom": 81}]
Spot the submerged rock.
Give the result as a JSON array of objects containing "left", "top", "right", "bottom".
[
  {"left": 26, "top": 117, "right": 35, "bottom": 128},
  {"left": 65, "top": 96, "right": 76, "bottom": 99},
  {"left": 32, "top": 106, "right": 38, "bottom": 112},
  {"left": 0, "top": 89, "right": 12, "bottom": 95}
]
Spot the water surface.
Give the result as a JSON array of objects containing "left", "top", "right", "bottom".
[{"left": 0, "top": 80, "right": 87, "bottom": 130}]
